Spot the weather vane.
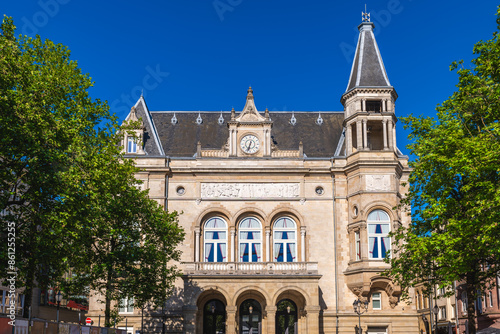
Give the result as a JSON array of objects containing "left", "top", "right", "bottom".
[{"left": 362, "top": 4, "right": 370, "bottom": 22}]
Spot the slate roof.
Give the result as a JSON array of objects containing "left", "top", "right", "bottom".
[
  {"left": 345, "top": 21, "right": 391, "bottom": 92},
  {"left": 149, "top": 110, "right": 345, "bottom": 158}
]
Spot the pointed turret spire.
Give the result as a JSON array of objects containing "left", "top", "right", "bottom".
[{"left": 345, "top": 10, "right": 391, "bottom": 93}]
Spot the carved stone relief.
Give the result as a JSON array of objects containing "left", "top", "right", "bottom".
[
  {"left": 201, "top": 183, "right": 300, "bottom": 199},
  {"left": 366, "top": 175, "right": 391, "bottom": 191}
]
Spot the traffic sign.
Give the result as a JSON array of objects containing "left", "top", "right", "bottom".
[{"left": 86, "top": 317, "right": 92, "bottom": 325}]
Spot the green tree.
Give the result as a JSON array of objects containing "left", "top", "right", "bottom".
[
  {"left": 0, "top": 16, "right": 184, "bottom": 323},
  {"left": 64, "top": 142, "right": 184, "bottom": 326},
  {"left": 0, "top": 15, "right": 111, "bottom": 315},
  {"left": 387, "top": 7, "right": 500, "bottom": 334}
]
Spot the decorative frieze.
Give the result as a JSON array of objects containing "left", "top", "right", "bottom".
[
  {"left": 201, "top": 183, "right": 300, "bottom": 199},
  {"left": 366, "top": 175, "right": 391, "bottom": 191}
]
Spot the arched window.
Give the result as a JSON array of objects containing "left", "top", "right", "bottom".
[
  {"left": 239, "top": 217, "right": 262, "bottom": 262},
  {"left": 273, "top": 217, "right": 297, "bottom": 262},
  {"left": 204, "top": 217, "right": 227, "bottom": 262},
  {"left": 203, "top": 300, "right": 226, "bottom": 334},
  {"left": 367, "top": 210, "right": 391, "bottom": 259},
  {"left": 276, "top": 299, "right": 297, "bottom": 334}
]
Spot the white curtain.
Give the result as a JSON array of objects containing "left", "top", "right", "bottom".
[
  {"left": 274, "top": 243, "right": 281, "bottom": 261},
  {"left": 240, "top": 243, "right": 247, "bottom": 261},
  {"left": 219, "top": 243, "right": 226, "bottom": 261},
  {"left": 254, "top": 243, "right": 261, "bottom": 261},
  {"left": 205, "top": 243, "right": 213, "bottom": 261},
  {"left": 288, "top": 243, "right": 296, "bottom": 261}
]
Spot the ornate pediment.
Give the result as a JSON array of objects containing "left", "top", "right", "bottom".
[{"left": 235, "top": 87, "right": 266, "bottom": 123}]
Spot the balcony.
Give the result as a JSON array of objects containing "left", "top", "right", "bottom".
[{"left": 183, "top": 262, "right": 319, "bottom": 276}]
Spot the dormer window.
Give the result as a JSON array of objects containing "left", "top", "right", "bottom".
[
  {"left": 366, "top": 100, "right": 382, "bottom": 112},
  {"left": 127, "top": 137, "right": 137, "bottom": 153}
]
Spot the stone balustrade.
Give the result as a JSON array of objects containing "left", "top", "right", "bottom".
[
  {"left": 271, "top": 150, "right": 300, "bottom": 158},
  {"left": 200, "top": 149, "right": 229, "bottom": 157},
  {"left": 183, "top": 262, "right": 318, "bottom": 275}
]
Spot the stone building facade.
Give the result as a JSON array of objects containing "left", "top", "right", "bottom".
[{"left": 88, "top": 17, "right": 419, "bottom": 334}]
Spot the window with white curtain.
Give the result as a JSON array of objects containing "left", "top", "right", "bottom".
[
  {"left": 273, "top": 217, "right": 297, "bottom": 262},
  {"left": 439, "top": 306, "right": 447, "bottom": 320},
  {"left": 239, "top": 217, "right": 262, "bottom": 262},
  {"left": 462, "top": 292, "right": 467, "bottom": 315},
  {"left": 372, "top": 292, "right": 381, "bottom": 310},
  {"left": 204, "top": 217, "right": 227, "bottom": 262},
  {"left": 127, "top": 137, "right": 137, "bottom": 153},
  {"left": 355, "top": 230, "right": 361, "bottom": 261},
  {"left": 367, "top": 210, "right": 391, "bottom": 259},
  {"left": 119, "top": 297, "right": 134, "bottom": 313}
]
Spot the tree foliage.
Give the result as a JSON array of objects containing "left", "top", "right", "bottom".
[
  {"left": 0, "top": 16, "right": 184, "bottom": 324},
  {"left": 386, "top": 7, "right": 500, "bottom": 334}
]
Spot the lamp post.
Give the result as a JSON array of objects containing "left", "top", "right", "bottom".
[
  {"left": 433, "top": 304, "right": 439, "bottom": 334},
  {"left": 353, "top": 298, "right": 369, "bottom": 334},
  {"left": 56, "top": 291, "right": 63, "bottom": 334}
]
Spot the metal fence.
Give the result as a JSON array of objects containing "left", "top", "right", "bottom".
[{"left": 0, "top": 317, "right": 127, "bottom": 334}]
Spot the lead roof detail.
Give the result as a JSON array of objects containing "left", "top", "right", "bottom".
[
  {"left": 149, "top": 110, "right": 344, "bottom": 158},
  {"left": 345, "top": 21, "right": 392, "bottom": 92}
]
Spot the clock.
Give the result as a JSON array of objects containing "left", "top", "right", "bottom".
[{"left": 240, "top": 134, "right": 260, "bottom": 154}]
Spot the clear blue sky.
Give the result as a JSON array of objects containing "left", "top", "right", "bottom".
[{"left": 3, "top": 1, "right": 499, "bottom": 155}]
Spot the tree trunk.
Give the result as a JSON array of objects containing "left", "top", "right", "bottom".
[
  {"left": 104, "top": 238, "right": 115, "bottom": 327},
  {"left": 466, "top": 273, "right": 477, "bottom": 334},
  {"left": 22, "top": 262, "right": 35, "bottom": 318},
  {"left": 105, "top": 272, "right": 112, "bottom": 327},
  {"left": 22, "top": 219, "right": 38, "bottom": 318}
]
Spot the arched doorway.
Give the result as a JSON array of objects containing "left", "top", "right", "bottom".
[
  {"left": 203, "top": 299, "right": 226, "bottom": 334},
  {"left": 239, "top": 299, "right": 261, "bottom": 334},
  {"left": 276, "top": 299, "right": 297, "bottom": 334}
]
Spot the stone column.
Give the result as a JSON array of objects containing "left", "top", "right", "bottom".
[
  {"left": 360, "top": 224, "right": 368, "bottom": 260},
  {"left": 228, "top": 129, "right": 233, "bottom": 155},
  {"left": 362, "top": 119, "right": 368, "bottom": 150},
  {"left": 388, "top": 119, "right": 394, "bottom": 150},
  {"left": 362, "top": 99, "right": 366, "bottom": 112},
  {"left": 265, "top": 227, "right": 271, "bottom": 262},
  {"left": 346, "top": 124, "right": 352, "bottom": 155},
  {"left": 300, "top": 226, "right": 306, "bottom": 262},
  {"left": 182, "top": 305, "right": 198, "bottom": 334},
  {"left": 266, "top": 305, "right": 277, "bottom": 334},
  {"left": 356, "top": 120, "right": 362, "bottom": 151},
  {"left": 382, "top": 99, "right": 387, "bottom": 112},
  {"left": 230, "top": 227, "right": 236, "bottom": 262},
  {"left": 194, "top": 227, "right": 200, "bottom": 262},
  {"left": 382, "top": 119, "right": 388, "bottom": 150},
  {"left": 393, "top": 121, "right": 397, "bottom": 151},
  {"left": 226, "top": 305, "right": 237, "bottom": 334},
  {"left": 387, "top": 98, "right": 392, "bottom": 112},
  {"left": 305, "top": 305, "right": 321, "bottom": 334}
]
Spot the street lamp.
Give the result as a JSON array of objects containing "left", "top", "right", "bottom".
[
  {"left": 432, "top": 304, "right": 439, "bottom": 334},
  {"left": 353, "top": 298, "right": 369, "bottom": 334},
  {"left": 56, "top": 291, "right": 63, "bottom": 334}
]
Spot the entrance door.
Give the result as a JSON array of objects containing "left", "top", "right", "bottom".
[
  {"left": 203, "top": 299, "right": 226, "bottom": 334},
  {"left": 276, "top": 299, "right": 297, "bottom": 334},
  {"left": 239, "top": 299, "right": 261, "bottom": 334}
]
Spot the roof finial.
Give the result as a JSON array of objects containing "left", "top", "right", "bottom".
[
  {"left": 247, "top": 86, "right": 254, "bottom": 100},
  {"left": 362, "top": 4, "right": 370, "bottom": 22}
]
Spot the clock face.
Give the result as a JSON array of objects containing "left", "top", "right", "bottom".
[{"left": 240, "top": 134, "right": 260, "bottom": 154}]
